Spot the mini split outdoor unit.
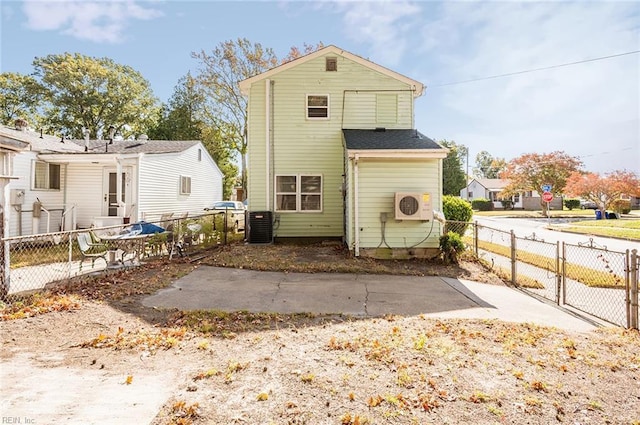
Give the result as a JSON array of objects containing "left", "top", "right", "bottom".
[{"left": 394, "top": 192, "right": 433, "bottom": 221}]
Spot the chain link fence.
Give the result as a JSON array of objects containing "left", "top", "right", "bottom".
[
  {"left": 1, "top": 211, "right": 243, "bottom": 303},
  {"left": 461, "top": 220, "right": 638, "bottom": 328}
]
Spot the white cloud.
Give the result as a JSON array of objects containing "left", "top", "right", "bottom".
[
  {"left": 318, "top": 0, "right": 422, "bottom": 66},
  {"left": 22, "top": 0, "right": 163, "bottom": 43},
  {"left": 415, "top": 1, "right": 640, "bottom": 173}
]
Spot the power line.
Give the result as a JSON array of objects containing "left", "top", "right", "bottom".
[{"left": 431, "top": 50, "right": 640, "bottom": 87}]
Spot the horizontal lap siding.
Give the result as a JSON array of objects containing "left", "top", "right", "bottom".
[
  {"left": 355, "top": 160, "right": 443, "bottom": 249},
  {"left": 246, "top": 54, "right": 419, "bottom": 238},
  {"left": 65, "top": 164, "right": 109, "bottom": 228},
  {"left": 139, "top": 146, "right": 221, "bottom": 221}
]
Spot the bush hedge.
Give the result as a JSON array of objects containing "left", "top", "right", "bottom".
[
  {"left": 471, "top": 198, "right": 492, "bottom": 211},
  {"left": 564, "top": 198, "right": 581, "bottom": 210}
]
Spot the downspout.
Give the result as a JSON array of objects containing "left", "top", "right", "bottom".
[
  {"left": 354, "top": 154, "right": 360, "bottom": 257},
  {"left": 265, "top": 79, "right": 271, "bottom": 210}
]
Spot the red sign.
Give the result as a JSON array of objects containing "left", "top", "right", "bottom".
[{"left": 542, "top": 192, "right": 553, "bottom": 202}]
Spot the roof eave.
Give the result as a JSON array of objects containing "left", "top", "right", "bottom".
[{"left": 347, "top": 149, "right": 448, "bottom": 159}]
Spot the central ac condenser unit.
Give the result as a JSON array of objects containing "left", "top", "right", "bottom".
[{"left": 394, "top": 192, "right": 433, "bottom": 220}]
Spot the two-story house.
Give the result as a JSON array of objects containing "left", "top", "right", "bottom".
[{"left": 240, "top": 45, "right": 448, "bottom": 258}]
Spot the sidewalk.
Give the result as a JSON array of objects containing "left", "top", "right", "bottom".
[{"left": 142, "top": 266, "right": 602, "bottom": 332}]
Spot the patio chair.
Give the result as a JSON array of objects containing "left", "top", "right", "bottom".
[{"left": 77, "top": 231, "right": 109, "bottom": 271}]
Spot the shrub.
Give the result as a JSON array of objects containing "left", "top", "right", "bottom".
[
  {"left": 442, "top": 195, "right": 473, "bottom": 222},
  {"left": 564, "top": 198, "right": 581, "bottom": 210},
  {"left": 609, "top": 199, "right": 631, "bottom": 214},
  {"left": 442, "top": 195, "right": 473, "bottom": 236},
  {"left": 439, "top": 231, "right": 465, "bottom": 264},
  {"left": 471, "top": 198, "right": 492, "bottom": 211},
  {"left": 500, "top": 199, "right": 514, "bottom": 210}
]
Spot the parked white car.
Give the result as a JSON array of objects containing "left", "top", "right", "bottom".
[{"left": 204, "top": 201, "right": 246, "bottom": 232}]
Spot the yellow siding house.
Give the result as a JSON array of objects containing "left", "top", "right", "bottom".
[{"left": 239, "top": 45, "right": 448, "bottom": 258}]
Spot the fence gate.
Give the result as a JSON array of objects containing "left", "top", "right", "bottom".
[{"left": 562, "top": 241, "right": 629, "bottom": 327}]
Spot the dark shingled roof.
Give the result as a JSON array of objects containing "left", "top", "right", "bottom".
[{"left": 342, "top": 129, "right": 442, "bottom": 150}]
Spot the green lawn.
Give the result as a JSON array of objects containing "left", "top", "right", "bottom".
[{"left": 549, "top": 219, "right": 640, "bottom": 240}]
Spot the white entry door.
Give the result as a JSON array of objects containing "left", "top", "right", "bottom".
[{"left": 102, "top": 168, "right": 132, "bottom": 217}]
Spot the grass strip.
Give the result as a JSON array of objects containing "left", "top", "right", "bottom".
[{"left": 472, "top": 240, "right": 624, "bottom": 288}]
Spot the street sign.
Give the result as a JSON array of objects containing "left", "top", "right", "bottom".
[
  {"left": 542, "top": 184, "right": 552, "bottom": 193},
  {"left": 542, "top": 192, "right": 553, "bottom": 202}
]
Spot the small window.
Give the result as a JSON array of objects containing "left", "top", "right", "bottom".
[
  {"left": 307, "top": 95, "right": 329, "bottom": 119},
  {"left": 467, "top": 191, "right": 473, "bottom": 199},
  {"left": 275, "top": 174, "right": 322, "bottom": 212},
  {"left": 33, "top": 161, "right": 60, "bottom": 190},
  {"left": 180, "top": 175, "right": 191, "bottom": 195},
  {"left": 326, "top": 57, "right": 337, "bottom": 71}
]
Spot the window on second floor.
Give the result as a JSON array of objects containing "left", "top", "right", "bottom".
[
  {"left": 275, "top": 175, "right": 322, "bottom": 212},
  {"left": 307, "top": 95, "right": 329, "bottom": 119},
  {"left": 33, "top": 161, "right": 61, "bottom": 190},
  {"left": 180, "top": 175, "right": 191, "bottom": 195}
]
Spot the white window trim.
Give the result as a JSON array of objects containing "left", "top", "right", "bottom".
[
  {"left": 180, "top": 175, "right": 192, "bottom": 195},
  {"left": 306, "top": 94, "right": 330, "bottom": 120},
  {"left": 32, "top": 160, "right": 61, "bottom": 191},
  {"left": 275, "top": 174, "right": 323, "bottom": 213}
]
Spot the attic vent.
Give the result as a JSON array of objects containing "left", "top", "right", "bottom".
[
  {"left": 326, "top": 57, "right": 337, "bottom": 71},
  {"left": 137, "top": 134, "right": 148, "bottom": 141}
]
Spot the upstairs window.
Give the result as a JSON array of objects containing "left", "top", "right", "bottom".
[
  {"left": 33, "top": 161, "right": 61, "bottom": 190},
  {"left": 307, "top": 95, "right": 329, "bottom": 119},
  {"left": 180, "top": 175, "right": 191, "bottom": 195},
  {"left": 326, "top": 57, "right": 337, "bottom": 71}
]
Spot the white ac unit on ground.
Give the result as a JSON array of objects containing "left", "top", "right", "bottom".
[{"left": 394, "top": 192, "right": 433, "bottom": 220}]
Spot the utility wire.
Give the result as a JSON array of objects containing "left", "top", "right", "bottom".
[{"left": 431, "top": 50, "right": 640, "bottom": 87}]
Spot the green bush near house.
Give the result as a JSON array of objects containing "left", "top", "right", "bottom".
[
  {"left": 439, "top": 231, "right": 465, "bottom": 264},
  {"left": 564, "top": 198, "right": 581, "bottom": 210},
  {"left": 442, "top": 195, "right": 473, "bottom": 236},
  {"left": 471, "top": 198, "right": 492, "bottom": 211}
]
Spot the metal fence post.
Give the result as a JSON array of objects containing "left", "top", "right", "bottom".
[
  {"left": 561, "top": 242, "right": 566, "bottom": 305},
  {"left": 630, "top": 249, "right": 638, "bottom": 330},
  {"left": 555, "top": 241, "right": 561, "bottom": 305},
  {"left": 473, "top": 221, "right": 479, "bottom": 257},
  {"left": 510, "top": 230, "right": 516, "bottom": 286}
]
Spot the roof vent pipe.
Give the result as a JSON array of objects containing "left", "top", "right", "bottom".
[{"left": 137, "top": 134, "right": 148, "bottom": 142}]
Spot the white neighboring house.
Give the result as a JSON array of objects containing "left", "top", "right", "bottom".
[
  {"left": 0, "top": 123, "right": 224, "bottom": 237},
  {"left": 461, "top": 178, "right": 526, "bottom": 209}
]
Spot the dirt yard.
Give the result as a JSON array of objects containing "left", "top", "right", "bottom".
[{"left": 1, "top": 243, "right": 639, "bottom": 425}]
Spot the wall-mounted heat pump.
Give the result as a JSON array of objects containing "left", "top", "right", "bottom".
[{"left": 394, "top": 192, "right": 433, "bottom": 220}]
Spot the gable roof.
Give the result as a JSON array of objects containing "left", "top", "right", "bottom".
[
  {"left": 239, "top": 45, "right": 424, "bottom": 97},
  {"left": 471, "top": 178, "right": 509, "bottom": 190}
]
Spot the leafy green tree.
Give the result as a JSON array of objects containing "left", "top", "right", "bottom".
[
  {"left": 473, "top": 150, "right": 506, "bottom": 179},
  {"left": 201, "top": 125, "right": 239, "bottom": 200},
  {"left": 33, "top": 53, "right": 159, "bottom": 139},
  {"left": 500, "top": 151, "right": 582, "bottom": 214},
  {"left": 440, "top": 140, "right": 468, "bottom": 196},
  {"left": 191, "top": 38, "right": 280, "bottom": 194},
  {"left": 0, "top": 72, "right": 44, "bottom": 126},
  {"left": 148, "top": 73, "right": 204, "bottom": 141}
]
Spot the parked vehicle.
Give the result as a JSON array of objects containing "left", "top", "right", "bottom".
[
  {"left": 580, "top": 199, "right": 597, "bottom": 209},
  {"left": 204, "top": 201, "right": 246, "bottom": 232}
]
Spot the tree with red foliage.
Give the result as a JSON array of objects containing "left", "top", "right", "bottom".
[
  {"left": 564, "top": 170, "right": 640, "bottom": 214},
  {"left": 499, "top": 151, "right": 583, "bottom": 214}
]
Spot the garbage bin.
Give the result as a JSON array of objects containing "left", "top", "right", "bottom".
[{"left": 595, "top": 210, "right": 602, "bottom": 220}]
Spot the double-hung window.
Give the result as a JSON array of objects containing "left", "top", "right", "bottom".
[
  {"left": 275, "top": 175, "right": 322, "bottom": 212},
  {"left": 33, "top": 161, "right": 61, "bottom": 190},
  {"left": 180, "top": 175, "right": 192, "bottom": 195},
  {"left": 306, "top": 95, "right": 329, "bottom": 119}
]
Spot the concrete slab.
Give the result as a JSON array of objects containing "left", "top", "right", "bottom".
[{"left": 142, "top": 266, "right": 601, "bottom": 332}]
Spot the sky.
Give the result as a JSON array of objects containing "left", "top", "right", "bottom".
[{"left": 1, "top": 0, "right": 639, "bottom": 174}]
